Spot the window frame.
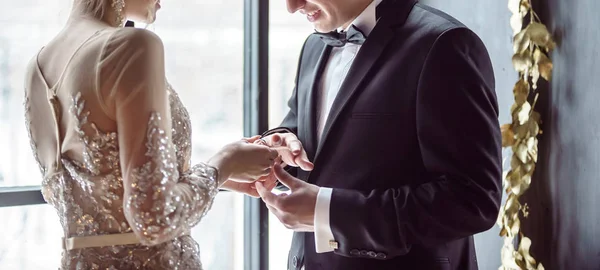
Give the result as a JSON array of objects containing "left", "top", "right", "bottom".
[{"left": 0, "top": 0, "right": 272, "bottom": 269}]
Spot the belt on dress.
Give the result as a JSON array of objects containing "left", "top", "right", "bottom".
[
  {"left": 62, "top": 232, "right": 141, "bottom": 250},
  {"left": 61, "top": 231, "right": 191, "bottom": 250}
]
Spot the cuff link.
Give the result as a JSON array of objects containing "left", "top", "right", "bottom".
[{"left": 328, "top": 240, "right": 339, "bottom": 249}]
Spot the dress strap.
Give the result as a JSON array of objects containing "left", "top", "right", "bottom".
[
  {"left": 35, "top": 30, "right": 103, "bottom": 93},
  {"left": 47, "top": 94, "right": 63, "bottom": 170},
  {"left": 37, "top": 30, "right": 104, "bottom": 170}
]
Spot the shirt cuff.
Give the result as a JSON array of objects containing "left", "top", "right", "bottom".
[{"left": 314, "top": 187, "right": 335, "bottom": 253}]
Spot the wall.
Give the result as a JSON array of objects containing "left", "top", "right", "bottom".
[
  {"left": 422, "top": 0, "right": 600, "bottom": 270},
  {"left": 521, "top": 0, "right": 600, "bottom": 269}
]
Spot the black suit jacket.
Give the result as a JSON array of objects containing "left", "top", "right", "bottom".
[{"left": 264, "top": 1, "right": 502, "bottom": 269}]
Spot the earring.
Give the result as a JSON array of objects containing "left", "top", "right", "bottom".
[{"left": 112, "top": 0, "right": 125, "bottom": 27}]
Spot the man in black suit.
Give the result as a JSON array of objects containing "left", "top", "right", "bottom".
[{"left": 251, "top": 0, "right": 503, "bottom": 269}]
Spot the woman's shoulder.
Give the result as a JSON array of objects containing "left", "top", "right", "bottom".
[{"left": 106, "top": 27, "right": 164, "bottom": 51}]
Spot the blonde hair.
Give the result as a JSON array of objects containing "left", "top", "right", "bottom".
[
  {"left": 75, "top": 0, "right": 109, "bottom": 20},
  {"left": 74, "top": 0, "right": 156, "bottom": 27}
]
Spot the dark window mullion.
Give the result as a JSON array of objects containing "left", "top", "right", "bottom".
[
  {"left": 243, "top": 0, "right": 270, "bottom": 269},
  {"left": 0, "top": 186, "right": 45, "bottom": 207}
]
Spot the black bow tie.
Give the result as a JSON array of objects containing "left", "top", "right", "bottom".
[{"left": 315, "top": 25, "right": 367, "bottom": 47}]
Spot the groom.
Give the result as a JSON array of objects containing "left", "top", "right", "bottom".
[{"left": 247, "top": 0, "right": 502, "bottom": 269}]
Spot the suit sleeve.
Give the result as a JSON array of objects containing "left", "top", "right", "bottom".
[{"left": 329, "top": 28, "right": 503, "bottom": 258}]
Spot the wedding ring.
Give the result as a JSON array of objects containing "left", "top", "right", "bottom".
[{"left": 257, "top": 138, "right": 268, "bottom": 145}]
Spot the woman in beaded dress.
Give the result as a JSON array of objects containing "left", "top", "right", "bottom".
[{"left": 23, "top": 0, "right": 279, "bottom": 269}]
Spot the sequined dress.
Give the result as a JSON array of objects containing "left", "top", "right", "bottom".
[{"left": 23, "top": 27, "right": 217, "bottom": 269}]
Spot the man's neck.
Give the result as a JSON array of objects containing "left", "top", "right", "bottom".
[{"left": 340, "top": 0, "right": 374, "bottom": 31}]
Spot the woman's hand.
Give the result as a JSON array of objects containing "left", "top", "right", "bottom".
[{"left": 208, "top": 136, "right": 279, "bottom": 186}]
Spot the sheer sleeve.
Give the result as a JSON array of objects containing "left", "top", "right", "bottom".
[{"left": 97, "top": 28, "right": 220, "bottom": 246}]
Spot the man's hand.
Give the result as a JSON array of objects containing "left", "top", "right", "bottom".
[
  {"left": 256, "top": 164, "right": 319, "bottom": 231},
  {"left": 261, "top": 133, "right": 314, "bottom": 171},
  {"left": 220, "top": 173, "right": 279, "bottom": 197},
  {"left": 220, "top": 156, "right": 280, "bottom": 198}
]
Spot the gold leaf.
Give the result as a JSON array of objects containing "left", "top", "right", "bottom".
[
  {"left": 534, "top": 49, "right": 553, "bottom": 81},
  {"left": 528, "top": 120, "right": 540, "bottom": 137},
  {"left": 512, "top": 52, "right": 533, "bottom": 74},
  {"left": 513, "top": 28, "right": 531, "bottom": 53},
  {"left": 505, "top": 194, "right": 521, "bottom": 215},
  {"left": 508, "top": 171, "right": 522, "bottom": 194},
  {"left": 530, "top": 111, "right": 541, "bottom": 123},
  {"left": 526, "top": 22, "right": 553, "bottom": 48},
  {"left": 518, "top": 236, "right": 538, "bottom": 267},
  {"left": 502, "top": 4, "right": 552, "bottom": 269},
  {"left": 501, "top": 245, "right": 521, "bottom": 269},
  {"left": 531, "top": 64, "right": 540, "bottom": 89},
  {"left": 510, "top": 14, "right": 523, "bottom": 35},
  {"left": 508, "top": 0, "right": 521, "bottom": 14},
  {"left": 510, "top": 155, "right": 522, "bottom": 170},
  {"left": 526, "top": 136, "right": 536, "bottom": 151},
  {"left": 510, "top": 217, "right": 521, "bottom": 236},
  {"left": 521, "top": 203, "right": 530, "bottom": 218},
  {"left": 501, "top": 124, "right": 515, "bottom": 147},
  {"left": 515, "top": 142, "right": 529, "bottom": 163},
  {"left": 513, "top": 79, "right": 530, "bottom": 106},
  {"left": 514, "top": 173, "right": 531, "bottom": 196},
  {"left": 517, "top": 102, "right": 531, "bottom": 125},
  {"left": 523, "top": 162, "right": 535, "bottom": 174},
  {"left": 499, "top": 227, "right": 508, "bottom": 237},
  {"left": 502, "top": 170, "right": 511, "bottom": 192},
  {"left": 515, "top": 122, "right": 528, "bottom": 138},
  {"left": 519, "top": 0, "right": 530, "bottom": 14},
  {"left": 527, "top": 136, "right": 538, "bottom": 163}
]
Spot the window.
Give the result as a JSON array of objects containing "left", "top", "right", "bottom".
[
  {"left": 268, "top": 3, "right": 314, "bottom": 129},
  {"left": 0, "top": 0, "right": 73, "bottom": 188},
  {"left": 0, "top": 194, "right": 243, "bottom": 270},
  {"left": 0, "top": 1, "right": 245, "bottom": 269},
  {"left": 0, "top": 205, "right": 62, "bottom": 269},
  {"left": 268, "top": 2, "right": 314, "bottom": 269}
]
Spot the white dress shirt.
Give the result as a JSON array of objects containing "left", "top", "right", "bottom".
[{"left": 313, "top": 0, "right": 382, "bottom": 254}]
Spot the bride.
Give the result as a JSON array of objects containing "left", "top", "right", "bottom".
[{"left": 23, "top": 0, "right": 282, "bottom": 269}]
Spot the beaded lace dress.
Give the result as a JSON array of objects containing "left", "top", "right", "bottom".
[{"left": 23, "top": 26, "right": 217, "bottom": 269}]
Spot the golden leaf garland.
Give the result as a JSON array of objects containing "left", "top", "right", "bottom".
[{"left": 498, "top": 0, "right": 555, "bottom": 269}]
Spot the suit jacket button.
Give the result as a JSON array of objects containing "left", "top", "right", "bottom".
[
  {"left": 350, "top": 249, "right": 360, "bottom": 256},
  {"left": 360, "top": 250, "right": 368, "bottom": 256},
  {"left": 367, "top": 251, "right": 377, "bottom": 258},
  {"left": 376, "top": 252, "right": 387, "bottom": 259},
  {"left": 292, "top": 256, "right": 298, "bottom": 267}
]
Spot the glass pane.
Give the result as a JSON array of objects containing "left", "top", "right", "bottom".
[
  {"left": 0, "top": 193, "right": 244, "bottom": 269},
  {"left": 0, "top": 1, "right": 245, "bottom": 184},
  {"left": 268, "top": 2, "right": 314, "bottom": 270},
  {"left": 268, "top": 2, "right": 314, "bottom": 129},
  {"left": 153, "top": 1, "right": 244, "bottom": 159},
  {"left": 0, "top": 204, "right": 62, "bottom": 269},
  {"left": 1, "top": 0, "right": 245, "bottom": 269},
  {"left": 0, "top": 0, "right": 72, "bottom": 187},
  {"left": 153, "top": 2, "right": 245, "bottom": 267}
]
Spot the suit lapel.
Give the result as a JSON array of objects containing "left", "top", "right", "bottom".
[
  {"left": 303, "top": 44, "right": 331, "bottom": 160},
  {"left": 312, "top": 0, "right": 417, "bottom": 165}
]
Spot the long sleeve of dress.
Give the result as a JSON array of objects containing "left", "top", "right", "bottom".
[{"left": 96, "top": 28, "right": 219, "bottom": 246}]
